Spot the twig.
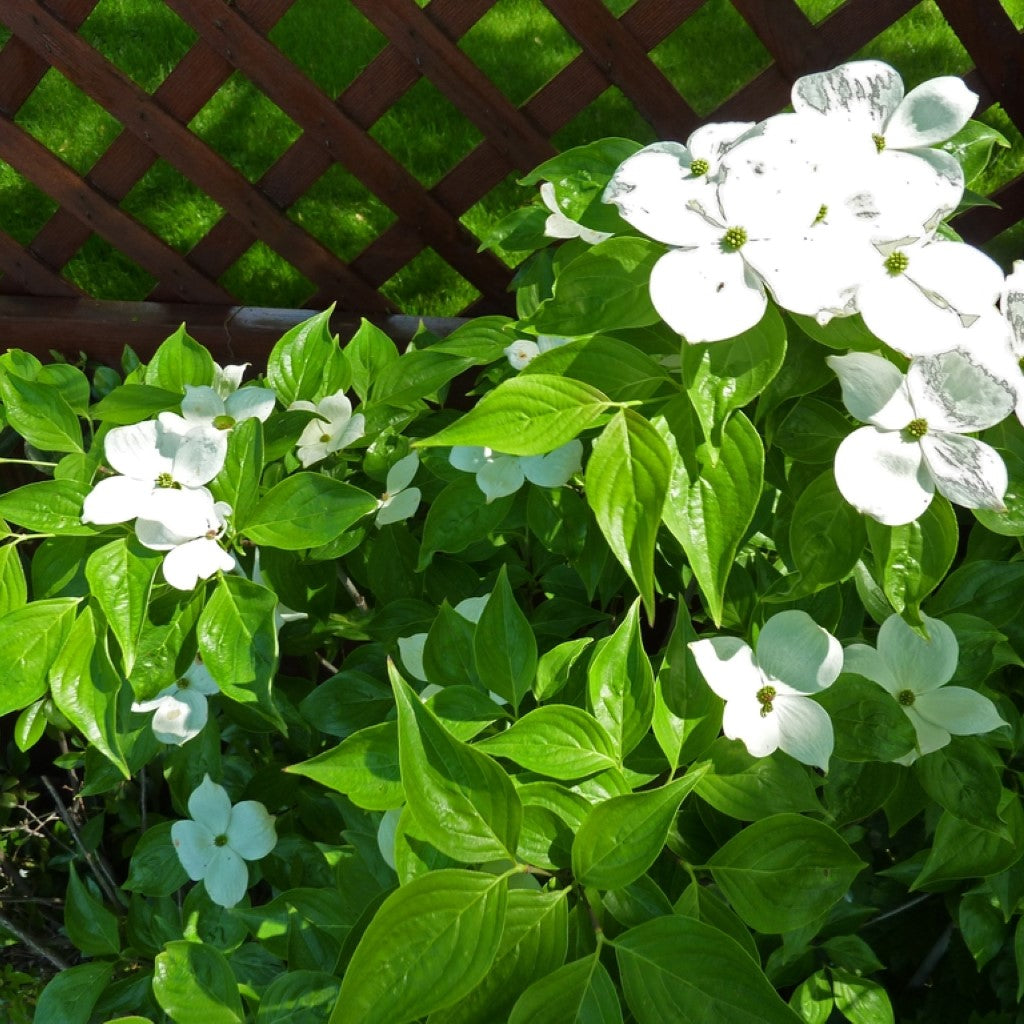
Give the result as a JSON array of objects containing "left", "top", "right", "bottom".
[
  {"left": 338, "top": 569, "right": 370, "bottom": 614},
  {"left": 907, "top": 922, "right": 953, "bottom": 990},
  {"left": 863, "top": 893, "right": 931, "bottom": 927},
  {"left": 0, "top": 910, "right": 70, "bottom": 971},
  {"left": 139, "top": 768, "right": 148, "bottom": 835}
]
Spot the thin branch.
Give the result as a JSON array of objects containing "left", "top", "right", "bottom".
[
  {"left": 0, "top": 910, "right": 70, "bottom": 971},
  {"left": 338, "top": 568, "right": 370, "bottom": 614}
]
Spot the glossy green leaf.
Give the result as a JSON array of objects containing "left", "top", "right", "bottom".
[
  {"left": 928, "top": 559, "right": 1024, "bottom": 627},
  {"left": 788, "top": 970, "right": 833, "bottom": 1024},
  {"left": 0, "top": 542, "right": 27, "bottom": 615},
  {"left": 0, "top": 479, "right": 97, "bottom": 535},
  {"left": 266, "top": 306, "right": 349, "bottom": 405},
  {"left": 831, "top": 970, "right": 894, "bottom": 1024},
  {"left": 345, "top": 318, "right": 399, "bottom": 402},
  {"left": 372, "top": 349, "right": 476, "bottom": 407},
  {"left": 674, "top": 882, "right": 759, "bottom": 963},
  {"left": 0, "top": 369, "right": 83, "bottom": 452},
  {"left": 815, "top": 675, "right": 916, "bottom": 763},
  {"left": 65, "top": 862, "right": 120, "bottom": 957},
  {"left": 585, "top": 410, "right": 671, "bottom": 618},
  {"left": 708, "top": 814, "right": 866, "bottom": 933},
  {"left": 392, "top": 667, "right": 522, "bottom": 863},
  {"left": 33, "top": 962, "right": 114, "bottom": 1024},
  {"left": 535, "top": 637, "right": 594, "bottom": 702},
  {"left": 787, "top": 471, "right": 866, "bottom": 592},
  {"left": 418, "top": 478, "right": 513, "bottom": 569},
  {"left": 244, "top": 473, "right": 377, "bottom": 550},
  {"left": 211, "top": 416, "right": 264, "bottom": 529},
  {"left": 90, "top": 383, "right": 182, "bottom": 423},
  {"left": 124, "top": 821, "right": 189, "bottom": 897},
  {"left": 153, "top": 940, "right": 244, "bottom": 1024},
  {"left": 508, "top": 954, "right": 623, "bottom": 1024},
  {"left": 0, "top": 597, "right": 79, "bottom": 716},
  {"left": 332, "top": 869, "right": 507, "bottom": 1024},
  {"left": 144, "top": 325, "right": 215, "bottom": 393},
  {"left": 615, "top": 915, "right": 802, "bottom": 1024},
  {"left": 572, "top": 765, "right": 708, "bottom": 889},
  {"left": 474, "top": 566, "right": 537, "bottom": 709},
  {"left": 257, "top": 971, "right": 341, "bottom": 1024}
]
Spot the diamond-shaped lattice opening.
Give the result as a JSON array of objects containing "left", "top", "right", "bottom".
[
  {"left": 380, "top": 248, "right": 480, "bottom": 317},
  {"left": 16, "top": 69, "right": 122, "bottom": 175},
  {"left": 369, "top": 79, "right": 484, "bottom": 189},
  {"left": 554, "top": 86, "right": 657, "bottom": 152},
  {"left": 459, "top": 0, "right": 581, "bottom": 106},
  {"left": 219, "top": 241, "right": 315, "bottom": 308},
  {"left": 649, "top": 0, "right": 771, "bottom": 118},
  {"left": 79, "top": 0, "right": 196, "bottom": 93},
  {"left": 791, "top": 0, "right": 845, "bottom": 23},
  {"left": 998, "top": 0, "right": 1024, "bottom": 31},
  {"left": 120, "top": 160, "right": 225, "bottom": 255},
  {"left": 0, "top": 162, "right": 59, "bottom": 245},
  {"left": 189, "top": 72, "right": 303, "bottom": 183},
  {"left": 62, "top": 235, "right": 155, "bottom": 300},
  {"left": 853, "top": 1, "right": 971, "bottom": 86},
  {"left": 270, "top": 0, "right": 386, "bottom": 97},
  {"left": 288, "top": 164, "right": 396, "bottom": 264},
  {"left": 969, "top": 104, "right": 1024, "bottom": 197},
  {"left": 460, "top": 170, "right": 536, "bottom": 269}
]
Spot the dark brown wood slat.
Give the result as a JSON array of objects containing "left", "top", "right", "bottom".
[
  {"left": 162, "top": 0, "right": 514, "bottom": 307},
  {"left": 31, "top": 0, "right": 296, "bottom": 287},
  {"left": 541, "top": 0, "right": 697, "bottom": 139},
  {"left": 180, "top": 0, "right": 496, "bottom": 290},
  {"left": 934, "top": 0, "right": 1024, "bottom": 125},
  {"left": 0, "top": 113, "right": 233, "bottom": 303},
  {"left": 0, "top": 228, "right": 81, "bottom": 297},
  {"left": 1, "top": 0, "right": 391, "bottom": 312},
  {"left": 349, "top": 0, "right": 556, "bottom": 172},
  {"left": 729, "top": 0, "right": 820, "bottom": 80}
]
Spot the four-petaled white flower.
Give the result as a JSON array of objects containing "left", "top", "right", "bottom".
[
  {"left": 171, "top": 775, "right": 277, "bottom": 908},
  {"left": 689, "top": 610, "right": 842, "bottom": 771},
  {"left": 131, "top": 656, "right": 219, "bottom": 745},
  {"left": 830, "top": 349, "right": 1013, "bottom": 525},
  {"left": 540, "top": 182, "right": 612, "bottom": 245},
  {"left": 81, "top": 418, "right": 226, "bottom": 527},
  {"left": 163, "top": 381, "right": 277, "bottom": 434},
  {"left": 290, "top": 391, "right": 365, "bottom": 467},
  {"left": 375, "top": 453, "right": 421, "bottom": 527},
  {"left": 503, "top": 335, "right": 572, "bottom": 371},
  {"left": 844, "top": 613, "right": 1006, "bottom": 764},
  {"left": 135, "top": 488, "right": 235, "bottom": 590},
  {"left": 449, "top": 441, "right": 583, "bottom": 503}
]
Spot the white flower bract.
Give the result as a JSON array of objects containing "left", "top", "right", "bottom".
[
  {"left": 290, "top": 391, "right": 365, "bottom": 467},
  {"left": 375, "top": 453, "right": 422, "bottom": 527},
  {"left": 449, "top": 441, "right": 583, "bottom": 503},
  {"left": 131, "top": 656, "right": 219, "bottom": 745}
]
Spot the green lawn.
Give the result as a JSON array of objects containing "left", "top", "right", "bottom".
[{"left": 0, "top": 0, "right": 1022, "bottom": 314}]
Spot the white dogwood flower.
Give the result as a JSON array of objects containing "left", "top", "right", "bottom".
[
  {"left": 689, "top": 610, "right": 842, "bottom": 771},
  {"left": 540, "top": 182, "right": 612, "bottom": 245},
  {"left": 290, "top": 391, "right": 365, "bottom": 467},
  {"left": 376, "top": 453, "right": 421, "bottom": 527},
  {"left": 81, "top": 418, "right": 226, "bottom": 527},
  {"left": 164, "top": 382, "right": 277, "bottom": 433},
  {"left": 135, "top": 488, "right": 235, "bottom": 590},
  {"left": 830, "top": 349, "right": 1014, "bottom": 525},
  {"left": 449, "top": 441, "right": 583, "bottom": 503},
  {"left": 1001, "top": 260, "right": 1024, "bottom": 358},
  {"left": 131, "top": 656, "right": 219, "bottom": 745},
  {"left": 844, "top": 613, "right": 1006, "bottom": 764},
  {"left": 503, "top": 334, "right": 571, "bottom": 371},
  {"left": 171, "top": 775, "right": 277, "bottom": 908}
]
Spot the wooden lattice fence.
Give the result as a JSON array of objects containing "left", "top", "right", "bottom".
[{"left": 0, "top": 0, "right": 1022, "bottom": 363}]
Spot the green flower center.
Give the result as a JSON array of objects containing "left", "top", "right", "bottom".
[
  {"left": 213, "top": 834, "right": 229, "bottom": 847},
  {"left": 873, "top": 133, "right": 886, "bottom": 153},
  {"left": 905, "top": 418, "right": 928, "bottom": 439},
  {"left": 212, "top": 414, "right": 236, "bottom": 430},
  {"left": 897, "top": 689, "right": 916, "bottom": 707},
  {"left": 176, "top": 677, "right": 189, "bottom": 690},
  {"left": 722, "top": 226, "right": 747, "bottom": 252},
  {"left": 689, "top": 157, "right": 710, "bottom": 176},
  {"left": 156, "top": 473, "right": 180, "bottom": 490},
  {"left": 814, "top": 204, "right": 828, "bottom": 225},
  {"left": 319, "top": 433, "right": 331, "bottom": 444},
  {"left": 884, "top": 250, "right": 909, "bottom": 276},
  {"left": 756, "top": 685, "right": 777, "bottom": 717}
]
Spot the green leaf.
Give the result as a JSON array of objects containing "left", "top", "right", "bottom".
[
  {"left": 0, "top": 597, "right": 79, "bottom": 716},
  {"left": 420, "top": 374, "right": 609, "bottom": 456},
  {"left": 957, "top": 890, "right": 1005, "bottom": 970},
  {"left": 65, "top": 862, "right": 120, "bottom": 956},
  {"left": 695, "top": 739, "right": 822, "bottom": 820},
  {"left": 585, "top": 409, "right": 671, "bottom": 618},
  {"left": 508, "top": 954, "right": 623, "bottom": 1024},
  {"left": 287, "top": 722, "right": 403, "bottom": 810},
  {"left": 789, "top": 970, "right": 834, "bottom": 1024},
  {"left": 49, "top": 605, "right": 129, "bottom": 777},
  {"left": 345, "top": 318, "right": 399, "bottom": 403},
  {"left": 941, "top": 118, "right": 1010, "bottom": 185},
  {"left": 429, "top": 316, "right": 515, "bottom": 362},
  {"left": 685, "top": 304, "right": 787, "bottom": 436},
  {"left": 33, "top": 962, "right": 114, "bottom": 1024},
  {"left": 928, "top": 560, "right": 1024, "bottom": 627},
  {"left": 372, "top": 348, "right": 476, "bottom": 407},
  {"left": 197, "top": 575, "right": 284, "bottom": 731},
  {"left": 153, "top": 940, "right": 244, "bottom": 1024},
  {"left": 145, "top": 325, "right": 215, "bottom": 392},
  {"left": 211, "top": 416, "right": 264, "bottom": 529},
  {"left": 815, "top": 675, "right": 916, "bottom": 763},
  {"left": 14, "top": 698, "right": 47, "bottom": 752},
  {"left": 418, "top": 477, "right": 513, "bottom": 569},
  {"left": 429, "top": 888, "right": 570, "bottom": 1024},
  {"left": 674, "top": 881, "right": 759, "bottom": 963},
  {"left": 528, "top": 237, "right": 662, "bottom": 335},
  {"left": 0, "top": 479, "right": 97, "bottom": 535},
  {"left": 257, "top": 971, "right": 341, "bottom": 1024},
  {"left": 708, "top": 813, "right": 866, "bottom": 933},
  {"left": 586, "top": 598, "right": 655, "bottom": 759},
  {"left": 244, "top": 473, "right": 377, "bottom": 550},
  {"left": 535, "top": 637, "right": 593, "bottom": 702},
  {"left": 85, "top": 537, "right": 162, "bottom": 675},
  {"left": 773, "top": 397, "right": 851, "bottom": 463},
  {"left": 615, "top": 916, "right": 802, "bottom": 1024},
  {"left": 474, "top": 565, "right": 537, "bottom": 708},
  {"left": 914, "top": 736, "right": 1009, "bottom": 837},
  {"left": 572, "top": 765, "right": 708, "bottom": 890},
  {"left": 423, "top": 603, "right": 481, "bottom": 688},
  {"left": 266, "top": 306, "right": 349, "bottom": 405},
  {"left": 476, "top": 705, "right": 618, "bottom": 780},
  {"left": 331, "top": 869, "right": 507, "bottom": 1024},
  {"left": 865, "top": 495, "right": 957, "bottom": 621},
  {"left": 0, "top": 369, "right": 83, "bottom": 452},
  {"left": 124, "top": 821, "right": 189, "bottom": 896},
  {"left": 0, "top": 542, "right": 27, "bottom": 615},
  {"left": 392, "top": 666, "right": 522, "bottom": 863},
  {"left": 661, "top": 406, "right": 763, "bottom": 626},
  {"left": 830, "top": 970, "right": 894, "bottom": 1024},
  {"left": 90, "top": 383, "right": 183, "bottom": 423}
]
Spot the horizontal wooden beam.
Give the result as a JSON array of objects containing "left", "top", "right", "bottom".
[{"left": 0, "top": 296, "right": 464, "bottom": 365}]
